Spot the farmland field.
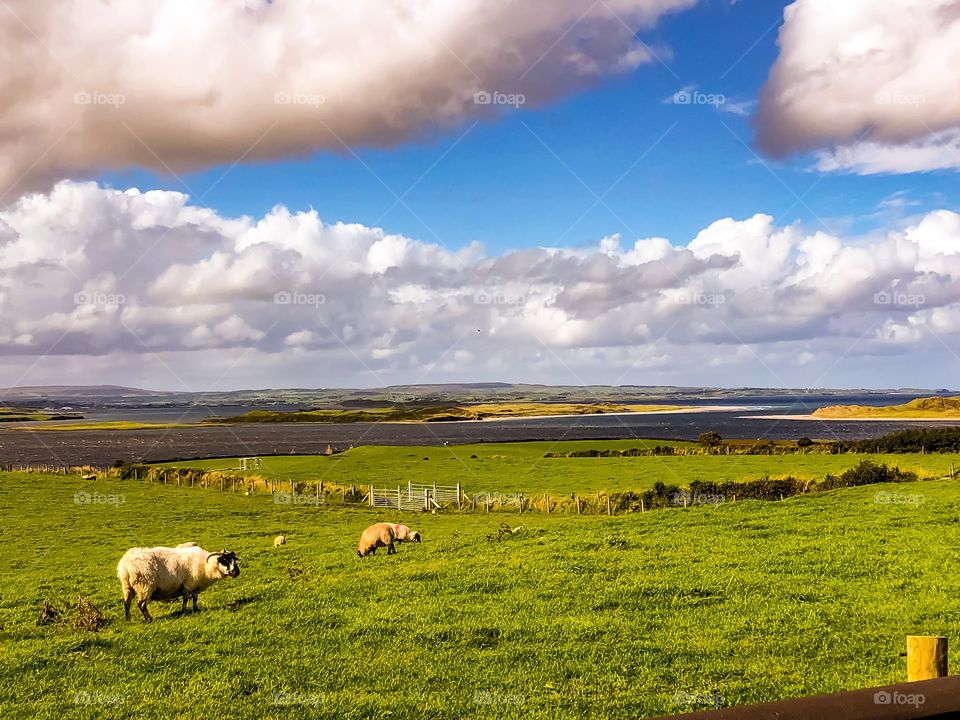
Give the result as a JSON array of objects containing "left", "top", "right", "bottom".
[
  {"left": 154, "top": 440, "right": 960, "bottom": 495},
  {"left": 4, "top": 446, "right": 960, "bottom": 719}
]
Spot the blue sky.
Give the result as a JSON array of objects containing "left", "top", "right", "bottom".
[{"left": 99, "top": 0, "right": 956, "bottom": 253}]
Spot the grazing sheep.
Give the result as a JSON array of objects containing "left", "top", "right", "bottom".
[
  {"left": 274, "top": 535, "right": 286, "bottom": 547},
  {"left": 117, "top": 545, "right": 240, "bottom": 622},
  {"left": 357, "top": 523, "right": 396, "bottom": 557},
  {"left": 391, "top": 524, "right": 421, "bottom": 544}
]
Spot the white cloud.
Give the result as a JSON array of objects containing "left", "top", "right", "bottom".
[
  {"left": 815, "top": 130, "right": 960, "bottom": 175},
  {"left": 2, "top": 181, "right": 960, "bottom": 388},
  {"left": 756, "top": 0, "right": 960, "bottom": 171},
  {"left": 0, "top": 0, "right": 696, "bottom": 197}
]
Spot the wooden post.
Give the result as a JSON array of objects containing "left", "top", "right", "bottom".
[
  {"left": 545, "top": 494, "right": 550, "bottom": 514},
  {"left": 576, "top": 495, "right": 581, "bottom": 515},
  {"left": 640, "top": 497, "right": 644, "bottom": 513},
  {"left": 397, "top": 485, "right": 402, "bottom": 510},
  {"left": 606, "top": 496, "right": 612, "bottom": 516},
  {"left": 907, "top": 636, "right": 948, "bottom": 681},
  {"left": 683, "top": 494, "right": 688, "bottom": 508},
  {"left": 457, "top": 483, "right": 462, "bottom": 510},
  {"left": 485, "top": 495, "right": 490, "bottom": 513},
  {"left": 519, "top": 493, "right": 524, "bottom": 514},
  {"left": 424, "top": 488, "right": 429, "bottom": 511},
  {"left": 232, "top": 477, "right": 236, "bottom": 493},
  {"left": 369, "top": 485, "right": 374, "bottom": 507},
  {"left": 220, "top": 477, "right": 224, "bottom": 491}
]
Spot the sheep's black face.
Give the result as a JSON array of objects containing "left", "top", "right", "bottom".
[
  {"left": 412, "top": 533, "right": 421, "bottom": 543},
  {"left": 218, "top": 551, "right": 241, "bottom": 578}
]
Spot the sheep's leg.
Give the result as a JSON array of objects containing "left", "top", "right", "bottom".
[
  {"left": 137, "top": 599, "right": 153, "bottom": 623},
  {"left": 180, "top": 590, "right": 188, "bottom": 613},
  {"left": 387, "top": 541, "right": 396, "bottom": 555},
  {"left": 123, "top": 588, "right": 135, "bottom": 621},
  {"left": 191, "top": 591, "right": 199, "bottom": 613}
]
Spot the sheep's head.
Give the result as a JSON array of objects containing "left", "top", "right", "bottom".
[
  {"left": 411, "top": 531, "right": 421, "bottom": 543},
  {"left": 215, "top": 550, "right": 241, "bottom": 578}
]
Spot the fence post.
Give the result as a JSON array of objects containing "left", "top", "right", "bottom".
[
  {"left": 640, "top": 497, "right": 644, "bottom": 513},
  {"left": 907, "top": 636, "right": 948, "bottom": 681},
  {"left": 424, "top": 488, "right": 429, "bottom": 512},
  {"left": 576, "top": 495, "right": 581, "bottom": 515},
  {"left": 485, "top": 495, "right": 490, "bottom": 513},
  {"left": 606, "top": 496, "right": 612, "bottom": 516},
  {"left": 398, "top": 485, "right": 402, "bottom": 510},
  {"left": 545, "top": 494, "right": 550, "bottom": 514},
  {"left": 456, "top": 483, "right": 462, "bottom": 510}
]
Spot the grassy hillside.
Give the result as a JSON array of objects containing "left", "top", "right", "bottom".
[
  {"left": 0, "top": 407, "right": 83, "bottom": 423},
  {"left": 3, "top": 470, "right": 960, "bottom": 718},
  {"left": 206, "top": 402, "right": 683, "bottom": 424},
  {"left": 155, "top": 440, "right": 959, "bottom": 495},
  {"left": 814, "top": 396, "right": 960, "bottom": 419}
]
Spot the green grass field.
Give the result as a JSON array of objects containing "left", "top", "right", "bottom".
[
  {"left": 3, "top": 456, "right": 960, "bottom": 719},
  {"left": 156, "top": 440, "right": 960, "bottom": 495}
]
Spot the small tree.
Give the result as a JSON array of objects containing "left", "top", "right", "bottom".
[{"left": 698, "top": 431, "right": 722, "bottom": 448}]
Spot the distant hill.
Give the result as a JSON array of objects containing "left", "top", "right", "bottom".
[
  {"left": 1, "top": 385, "right": 163, "bottom": 400},
  {"left": 813, "top": 396, "right": 960, "bottom": 419}
]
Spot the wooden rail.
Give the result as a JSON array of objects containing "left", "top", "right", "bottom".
[{"left": 651, "top": 676, "right": 960, "bottom": 720}]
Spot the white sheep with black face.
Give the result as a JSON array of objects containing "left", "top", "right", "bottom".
[{"left": 117, "top": 545, "right": 241, "bottom": 622}]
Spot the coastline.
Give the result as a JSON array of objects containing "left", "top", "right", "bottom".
[{"left": 740, "top": 414, "right": 960, "bottom": 422}]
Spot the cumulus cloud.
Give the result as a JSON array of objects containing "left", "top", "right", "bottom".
[
  {"left": 2, "top": 181, "right": 960, "bottom": 388},
  {"left": 0, "top": 0, "right": 695, "bottom": 196},
  {"left": 756, "top": 0, "right": 960, "bottom": 170}
]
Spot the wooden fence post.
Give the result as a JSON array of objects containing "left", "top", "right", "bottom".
[
  {"left": 606, "top": 496, "right": 612, "bottom": 516},
  {"left": 576, "top": 495, "right": 581, "bottom": 515},
  {"left": 640, "top": 498, "right": 644, "bottom": 513},
  {"left": 907, "top": 636, "right": 948, "bottom": 681},
  {"left": 545, "top": 494, "right": 550, "bottom": 514},
  {"left": 456, "top": 483, "right": 462, "bottom": 510},
  {"left": 397, "top": 485, "right": 402, "bottom": 509}
]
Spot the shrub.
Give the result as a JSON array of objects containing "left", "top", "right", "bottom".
[{"left": 698, "top": 431, "right": 723, "bottom": 448}]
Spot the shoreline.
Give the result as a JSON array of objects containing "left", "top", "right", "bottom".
[
  {"left": 466, "top": 405, "right": 758, "bottom": 422},
  {"left": 740, "top": 414, "right": 960, "bottom": 422}
]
